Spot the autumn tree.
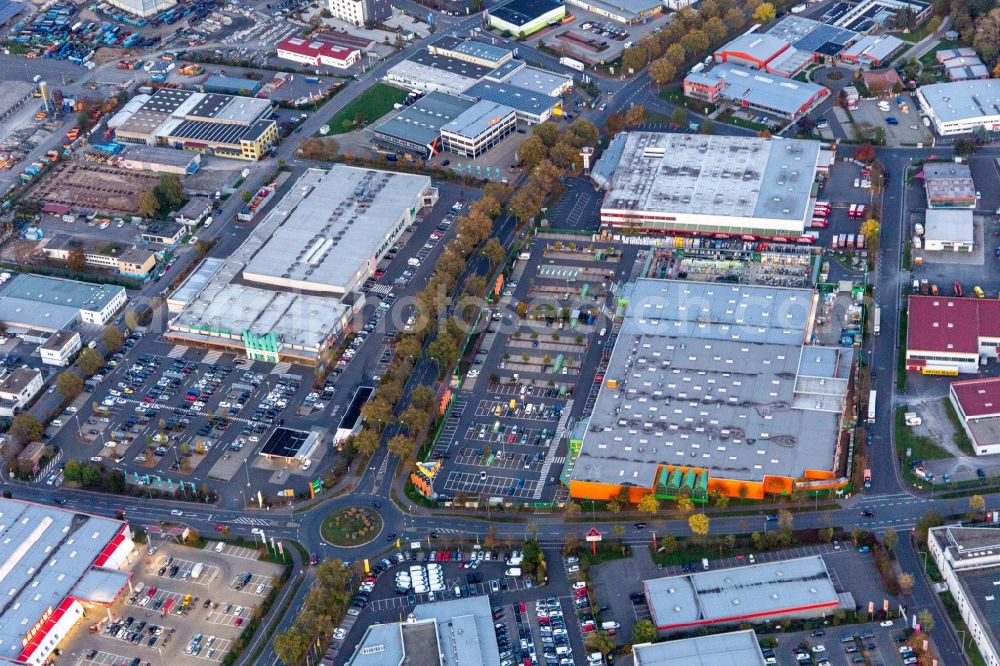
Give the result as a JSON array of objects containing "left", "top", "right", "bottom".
[
  {"left": 56, "top": 371, "right": 83, "bottom": 400},
  {"left": 689, "top": 513, "right": 710, "bottom": 535},
  {"left": 664, "top": 43, "right": 686, "bottom": 67},
  {"left": 532, "top": 121, "right": 561, "bottom": 147},
  {"left": 360, "top": 396, "right": 393, "bottom": 431},
  {"left": 898, "top": 572, "right": 915, "bottom": 595},
  {"left": 777, "top": 509, "right": 794, "bottom": 531},
  {"left": 66, "top": 248, "right": 87, "bottom": 272},
  {"left": 677, "top": 496, "right": 694, "bottom": 513},
  {"left": 649, "top": 58, "right": 677, "bottom": 87},
  {"left": 518, "top": 135, "right": 548, "bottom": 168},
  {"left": 917, "top": 609, "right": 935, "bottom": 632},
  {"left": 632, "top": 619, "right": 658, "bottom": 644},
  {"left": 75, "top": 348, "right": 103, "bottom": 376},
  {"left": 352, "top": 429, "right": 380, "bottom": 457},
  {"left": 138, "top": 190, "right": 161, "bottom": 219},
  {"left": 970, "top": 494, "right": 987, "bottom": 513},
  {"left": 625, "top": 104, "right": 646, "bottom": 126},
  {"left": 883, "top": 526, "right": 898, "bottom": 551},
  {"left": 752, "top": 1, "right": 776, "bottom": 23},
  {"left": 855, "top": 142, "right": 876, "bottom": 163},
  {"left": 638, "top": 494, "right": 660, "bottom": 514},
  {"left": 11, "top": 414, "right": 42, "bottom": 444},
  {"left": 388, "top": 434, "right": 416, "bottom": 460},
  {"left": 621, "top": 44, "right": 649, "bottom": 72},
  {"left": 103, "top": 326, "right": 124, "bottom": 353},
  {"left": 605, "top": 113, "right": 626, "bottom": 136},
  {"left": 861, "top": 219, "right": 881, "bottom": 251}
]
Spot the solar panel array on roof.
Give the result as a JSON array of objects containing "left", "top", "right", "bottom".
[{"left": 171, "top": 120, "right": 253, "bottom": 145}]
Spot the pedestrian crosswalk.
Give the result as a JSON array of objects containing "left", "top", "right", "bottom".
[
  {"left": 270, "top": 361, "right": 292, "bottom": 375},
  {"left": 203, "top": 350, "right": 223, "bottom": 365},
  {"left": 233, "top": 517, "right": 271, "bottom": 526},
  {"left": 167, "top": 345, "right": 189, "bottom": 359}
]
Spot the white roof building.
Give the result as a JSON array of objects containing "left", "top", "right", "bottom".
[{"left": 917, "top": 80, "right": 1000, "bottom": 136}]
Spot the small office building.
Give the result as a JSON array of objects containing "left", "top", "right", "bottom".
[
  {"left": 141, "top": 220, "right": 185, "bottom": 246},
  {"left": 924, "top": 162, "right": 976, "bottom": 208},
  {"left": 0, "top": 368, "right": 43, "bottom": 416},
  {"left": 924, "top": 209, "right": 973, "bottom": 252},
  {"left": 440, "top": 100, "right": 517, "bottom": 158},
  {"left": 371, "top": 92, "right": 475, "bottom": 159},
  {"left": 39, "top": 330, "right": 82, "bottom": 367}
]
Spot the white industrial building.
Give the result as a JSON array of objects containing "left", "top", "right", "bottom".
[
  {"left": 633, "top": 630, "right": 768, "bottom": 666},
  {"left": 593, "top": 132, "right": 828, "bottom": 238},
  {"left": 168, "top": 166, "right": 438, "bottom": 364},
  {"left": 0, "top": 499, "right": 133, "bottom": 665},
  {"left": 949, "top": 378, "right": 1000, "bottom": 455},
  {"left": 0, "top": 367, "right": 43, "bottom": 416},
  {"left": 929, "top": 525, "right": 1000, "bottom": 666},
  {"left": 924, "top": 209, "right": 974, "bottom": 252},
  {"left": 39, "top": 330, "right": 82, "bottom": 367},
  {"left": 440, "top": 100, "right": 517, "bottom": 158},
  {"left": 917, "top": 80, "right": 1000, "bottom": 136},
  {"left": 0, "top": 274, "right": 126, "bottom": 333}
]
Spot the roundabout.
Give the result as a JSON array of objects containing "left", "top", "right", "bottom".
[{"left": 320, "top": 506, "right": 383, "bottom": 547}]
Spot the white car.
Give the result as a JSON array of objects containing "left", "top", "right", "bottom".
[
  {"left": 880, "top": 620, "right": 893, "bottom": 627},
  {"left": 90, "top": 456, "right": 103, "bottom": 463},
  {"left": 333, "top": 628, "right": 347, "bottom": 640},
  {"left": 147, "top": 546, "right": 157, "bottom": 555},
  {"left": 811, "top": 645, "right": 825, "bottom": 653},
  {"left": 170, "top": 509, "right": 184, "bottom": 516},
  {"left": 599, "top": 328, "right": 606, "bottom": 336},
  {"left": 467, "top": 369, "right": 480, "bottom": 379}
]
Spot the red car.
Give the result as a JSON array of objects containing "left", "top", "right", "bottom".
[{"left": 954, "top": 282, "right": 963, "bottom": 297}]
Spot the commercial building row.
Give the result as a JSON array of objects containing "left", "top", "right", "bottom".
[
  {"left": 568, "top": 279, "right": 852, "bottom": 502},
  {"left": 167, "top": 165, "right": 438, "bottom": 364},
  {"left": 384, "top": 38, "right": 572, "bottom": 126},
  {"left": 41, "top": 233, "right": 158, "bottom": 280},
  {"left": 275, "top": 36, "right": 362, "bottom": 69}
]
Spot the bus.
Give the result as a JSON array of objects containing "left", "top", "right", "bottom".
[
  {"left": 867, "top": 390, "right": 876, "bottom": 424},
  {"left": 873, "top": 306, "right": 881, "bottom": 335}
]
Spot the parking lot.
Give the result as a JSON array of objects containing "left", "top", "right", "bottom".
[
  {"left": 850, "top": 96, "right": 931, "bottom": 147},
  {"left": 767, "top": 622, "right": 914, "bottom": 666},
  {"left": 67, "top": 541, "right": 282, "bottom": 665},
  {"left": 429, "top": 239, "right": 637, "bottom": 502}
]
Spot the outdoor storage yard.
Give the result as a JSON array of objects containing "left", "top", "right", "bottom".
[
  {"left": 27, "top": 163, "right": 161, "bottom": 215},
  {"left": 66, "top": 539, "right": 283, "bottom": 666}
]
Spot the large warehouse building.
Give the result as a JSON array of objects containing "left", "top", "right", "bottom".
[
  {"left": 644, "top": 556, "right": 848, "bottom": 632},
  {"left": 114, "top": 88, "right": 278, "bottom": 161},
  {"left": 929, "top": 525, "right": 1000, "bottom": 666},
  {"left": 917, "top": 80, "right": 1000, "bottom": 136},
  {"left": 569, "top": 280, "right": 852, "bottom": 502},
  {"left": 0, "top": 499, "right": 134, "bottom": 665},
  {"left": 949, "top": 378, "right": 1000, "bottom": 455},
  {"left": 594, "top": 133, "right": 828, "bottom": 238},
  {"left": 167, "top": 166, "right": 437, "bottom": 364},
  {"left": 905, "top": 295, "right": 1000, "bottom": 375}
]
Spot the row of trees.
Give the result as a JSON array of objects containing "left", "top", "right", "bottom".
[
  {"left": 345, "top": 182, "right": 514, "bottom": 465},
  {"left": 273, "top": 560, "right": 354, "bottom": 665},
  {"left": 619, "top": 0, "right": 782, "bottom": 87}
]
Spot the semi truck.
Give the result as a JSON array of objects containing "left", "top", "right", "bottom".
[
  {"left": 867, "top": 390, "right": 876, "bottom": 424},
  {"left": 560, "top": 56, "right": 585, "bottom": 72}
]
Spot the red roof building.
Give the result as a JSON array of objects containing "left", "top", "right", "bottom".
[
  {"left": 906, "top": 295, "right": 1000, "bottom": 375},
  {"left": 949, "top": 377, "right": 1000, "bottom": 455},
  {"left": 276, "top": 37, "right": 361, "bottom": 69}
]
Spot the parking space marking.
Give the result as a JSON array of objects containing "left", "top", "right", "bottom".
[
  {"left": 167, "top": 345, "right": 189, "bottom": 359},
  {"left": 75, "top": 650, "right": 132, "bottom": 666},
  {"left": 231, "top": 573, "right": 272, "bottom": 596},
  {"left": 202, "top": 350, "right": 223, "bottom": 365},
  {"left": 455, "top": 447, "right": 543, "bottom": 472},
  {"left": 209, "top": 542, "right": 259, "bottom": 560},
  {"left": 191, "top": 637, "right": 232, "bottom": 661},
  {"left": 443, "top": 471, "right": 539, "bottom": 498}
]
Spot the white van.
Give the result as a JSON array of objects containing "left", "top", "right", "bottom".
[
  {"left": 407, "top": 258, "right": 421, "bottom": 267},
  {"left": 701, "top": 558, "right": 710, "bottom": 570},
  {"left": 215, "top": 542, "right": 225, "bottom": 553},
  {"left": 505, "top": 567, "right": 521, "bottom": 577}
]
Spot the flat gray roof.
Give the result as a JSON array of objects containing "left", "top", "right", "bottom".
[
  {"left": 569, "top": 0, "right": 662, "bottom": 19},
  {"left": 387, "top": 58, "right": 481, "bottom": 94},
  {"left": 413, "top": 597, "right": 501, "bottom": 666},
  {"left": 767, "top": 15, "right": 857, "bottom": 54},
  {"left": 442, "top": 99, "right": 516, "bottom": 138},
  {"left": 919, "top": 80, "right": 1000, "bottom": 124},
  {"left": 0, "top": 274, "right": 125, "bottom": 316},
  {"left": 375, "top": 91, "right": 475, "bottom": 147},
  {"left": 699, "top": 63, "right": 828, "bottom": 117},
  {"left": 954, "top": 564, "right": 1000, "bottom": 654},
  {"left": 645, "top": 556, "right": 840, "bottom": 629},
  {"left": 465, "top": 80, "right": 557, "bottom": 117},
  {"left": 169, "top": 256, "right": 225, "bottom": 308},
  {"left": 602, "top": 131, "right": 822, "bottom": 225},
  {"left": 924, "top": 162, "right": 976, "bottom": 203},
  {"left": 432, "top": 35, "right": 513, "bottom": 64},
  {"left": 502, "top": 65, "right": 572, "bottom": 95},
  {"left": 0, "top": 498, "right": 126, "bottom": 663},
  {"left": 572, "top": 279, "right": 849, "bottom": 488},
  {"left": 717, "top": 33, "right": 790, "bottom": 64},
  {"left": 169, "top": 170, "right": 350, "bottom": 352},
  {"left": 634, "top": 630, "right": 767, "bottom": 666},
  {"left": 839, "top": 34, "right": 904, "bottom": 62},
  {"left": 242, "top": 165, "right": 431, "bottom": 294},
  {"left": 349, "top": 596, "right": 500, "bottom": 666},
  {"left": 122, "top": 144, "right": 199, "bottom": 167},
  {"left": 0, "top": 81, "right": 35, "bottom": 116},
  {"left": 926, "top": 209, "right": 973, "bottom": 243}
]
